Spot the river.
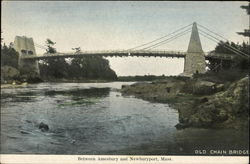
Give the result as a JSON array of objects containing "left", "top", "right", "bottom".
[{"left": 1, "top": 82, "right": 248, "bottom": 155}]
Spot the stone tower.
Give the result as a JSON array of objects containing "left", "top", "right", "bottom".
[
  {"left": 13, "top": 36, "right": 40, "bottom": 78},
  {"left": 182, "top": 22, "right": 206, "bottom": 76}
]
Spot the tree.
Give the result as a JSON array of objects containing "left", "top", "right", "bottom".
[
  {"left": 39, "top": 39, "right": 117, "bottom": 81},
  {"left": 39, "top": 39, "right": 69, "bottom": 79},
  {"left": 207, "top": 41, "right": 249, "bottom": 72},
  {"left": 68, "top": 56, "right": 117, "bottom": 80},
  {"left": 1, "top": 43, "right": 19, "bottom": 69},
  {"left": 72, "top": 47, "right": 81, "bottom": 53},
  {"left": 237, "top": 3, "right": 250, "bottom": 37},
  {"left": 45, "top": 39, "right": 57, "bottom": 53},
  {"left": 208, "top": 4, "right": 250, "bottom": 72}
]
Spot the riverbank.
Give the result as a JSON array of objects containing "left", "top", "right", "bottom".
[
  {"left": 121, "top": 74, "right": 249, "bottom": 130},
  {"left": 117, "top": 75, "right": 169, "bottom": 81},
  {"left": 0, "top": 79, "right": 114, "bottom": 89},
  {"left": 1, "top": 82, "right": 28, "bottom": 89},
  {"left": 40, "top": 78, "right": 114, "bottom": 83}
]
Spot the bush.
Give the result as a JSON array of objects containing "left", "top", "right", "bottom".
[{"left": 193, "top": 69, "right": 248, "bottom": 83}]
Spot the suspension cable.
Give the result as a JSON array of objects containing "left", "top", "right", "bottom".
[
  {"left": 199, "top": 31, "right": 248, "bottom": 58},
  {"left": 198, "top": 23, "right": 249, "bottom": 57},
  {"left": 144, "top": 29, "right": 191, "bottom": 50},
  {"left": 127, "top": 23, "right": 193, "bottom": 51},
  {"left": 197, "top": 23, "right": 229, "bottom": 41},
  {"left": 141, "top": 28, "right": 191, "bottom": 50},
  {"left": 199, "top": 29, "right": 249, "bottom": 58},
  {"left": 199, "top": 31, "right": 245, "bottom": 57},
  {"left": 201, "top": 30, "right": 249, "bottom": 57}
]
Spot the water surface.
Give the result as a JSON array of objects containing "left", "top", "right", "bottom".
[{"left": 1, "top": 82, "right": 248, "bottom": 155}]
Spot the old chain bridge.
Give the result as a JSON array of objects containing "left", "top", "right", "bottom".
[{"left": 13, "top": 22, "right": 248, "bottom": 77}]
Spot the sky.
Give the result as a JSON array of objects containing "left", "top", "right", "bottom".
[{"left": 1, "top": 1, "right": 249, "bottom": 76}]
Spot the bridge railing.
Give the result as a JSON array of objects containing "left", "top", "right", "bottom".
[
  {"left": 21, "top": 49, "right": 187, "bottom": 59},
  {"left": 21, "top": 49, "right": 237, "bottom": 61}
]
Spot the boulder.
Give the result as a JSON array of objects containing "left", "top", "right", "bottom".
[
  {"left": 39, "top": 122, "right": 49, "bottom": 132},
  {"left": 193, "top": 80, "right": 216, "bottom": 95},
  {"left": 185, "top": 76, "right": 249, "bottom": 128}
]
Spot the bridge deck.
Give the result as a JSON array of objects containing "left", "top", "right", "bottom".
[
  {"left": 20, "top": 50, "right": 186, "bottom": 60},
  {"left": 205, "top": 52, "right": 238, "bottom": 60},
  {"left": 20, "top": 50, "right": 236, "bottom": 61}
]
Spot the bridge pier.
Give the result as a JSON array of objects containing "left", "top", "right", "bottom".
[
  {"left": 13, "top": 36, "right": 40, "bottom": 79},
  {"left": 182, "top": 22, "right": 206, "bottom": 76}
]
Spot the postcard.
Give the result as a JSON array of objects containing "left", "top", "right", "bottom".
[{"left": 1, "top": 1, "right": 249, "bottom": 164}]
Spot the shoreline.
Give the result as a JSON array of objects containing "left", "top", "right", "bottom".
[
  {"left": 1, "top": 75, "right": 249, "bottom": 130},
  {"left": 120, "top": 76, "right": 249, "bottom": 130},
  {"left": 1, "top": 75, "right": 175, "bottom": 85}
]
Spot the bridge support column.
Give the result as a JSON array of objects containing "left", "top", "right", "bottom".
[
  {"left": 13, "top": 36, "right": 40, "bottom": 79},
  {"left": 182, "top": 22, "right": 206, "bottom": 76}
]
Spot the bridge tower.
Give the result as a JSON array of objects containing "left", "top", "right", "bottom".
[
  {"left": 182, "top": 22, "right": 206, "bottom": 76},
  {"left": 13, "top": 36, "right": 40, "bottom": 78}
]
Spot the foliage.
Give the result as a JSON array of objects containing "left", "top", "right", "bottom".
[
  {"left": 39, "top": 39, "right": 69, "bottom": 78},
  {"left": 208, "top": 4, "right": 249, "bottom": 72},
  {"left": 193, "top": 68, "right": 248, "bottom": 83},
  {"left": 68, "top": 56, "right": 117, "bottom": 80},
  {"left": 118, "top": 75, "right": 166, "bottom": 81},
  {"left": 72, "top": 47, "right": 81, "bottom": 53},
  {"left": 238, "top": 3, "right": 250, "bottom": 37},
  {"left": 214, "top": 41, "right": 249, "bottom": 55},
  {"left": 45, "top": 39, "right": 57, "bottom": 54},
  {"left": 207, "top": 41, "right": 249, "bottom": 72},
  {"left": 118, "top": 75, "right": 192, "bottom": 82},
  {"left": 39, "top": 58, "right": 70, "bottom": 79},
  {"left": 1, "top": 43, "right": 19, "bottom": 69},
  {"left": 39, "top": 56, "right": 117, "bottom": 80},
  {"left": 40, "top": 39, "right": 117, "bottom": 80}
]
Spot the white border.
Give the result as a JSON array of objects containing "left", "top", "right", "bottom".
[{"left": 0, "top": 155, "right": 249, "bottom": 164}]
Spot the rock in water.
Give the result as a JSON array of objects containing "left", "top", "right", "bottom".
[
  {"left": 20, "top": 130, "right": 30, "bottom": 134},
  {"left": 39, "top": 122, "right": 49, "bottom": 132}
]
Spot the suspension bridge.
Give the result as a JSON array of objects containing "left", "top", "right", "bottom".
[{"left": 13, "top": 22, "right": 249, "bottom": 76}]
